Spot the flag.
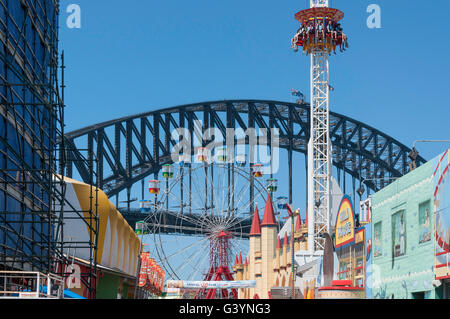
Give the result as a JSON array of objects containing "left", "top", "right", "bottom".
[{"left": 291, "top": 89, "right": 303, "bottom": 97}]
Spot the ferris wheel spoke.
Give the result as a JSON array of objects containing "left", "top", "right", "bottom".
[
  {"left": 186, "top": 244, "right": 212, "bottom": 281},
  {"left": 219, "top": 165, "right": 237, "bottom": 224},
  {"left": 184, "top": 173, "right": 207, "bottom": 214},
  {"left": 179, "top": 237, "right": 213, "bottom": 280},
  {"left": 190, "top": 167, "right": 211, "bottom": 212},
  {"left": 149, "top": 162, "right": 268, "bottom": 281},
  {"left": 218, "top": 164, "right": 231, "bottom": 220},
  {"left": 174, "top": 238, "right": 209, "bottom": 278},
  {"left": 214, "top": 165, "right": 227, "bottom": 221},
  {"left": 222, "top": 181, "right": 253, "bottom": 229},
  {"left": 165, "top": 192, "right": 206, "bottom": 227},
  {"left": 164, "top": 180, "right": 209, "bottom": 227},
  {"left": 225, "top": 181, "right": 269, "bottom": 230},
  {"left": 157, "top": 236, "right": 210, "bottom": 264},
  {"left": 153, "top": 233, "right": 178, "bottom": 280}
]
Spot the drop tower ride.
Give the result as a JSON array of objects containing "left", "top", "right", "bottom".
[{"left": 291, "top": 0, "right": 348, "bottom": 253}]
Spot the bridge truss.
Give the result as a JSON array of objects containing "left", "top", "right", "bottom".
[{"left": 60, "top": 100, "right": 426, "bottom": 235}]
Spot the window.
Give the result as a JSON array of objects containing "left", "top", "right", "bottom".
[
  {"left": 374, "top": 222, "right": 382, "bottom": 258},
  {"left": 418, "top": 201, "right": 431, "bottom": 244},
  {"left": 338, "top": 261, "right": 350, "bottom": 280},
  {"left": 392, "top": 211, "right": 406, "bottom": 257}
]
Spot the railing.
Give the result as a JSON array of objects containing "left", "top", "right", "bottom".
[{"left": 0, "top": 271, "right": 64, "bottom": 299}]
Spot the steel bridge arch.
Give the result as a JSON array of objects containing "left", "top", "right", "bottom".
[{"left": 62, "top": 99, "right": 426, "bottom": 201}]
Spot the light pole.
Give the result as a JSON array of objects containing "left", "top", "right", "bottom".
[
  {"left": 410, "top": 140, "right": 450, "bottom": 170},
  {"left": 286, "top": 204, "right": 297, "bottom": 299},
  {"left": 133, "top": 223, "right": 147, "bottom": 299},
  {"left": 412, "top": 140, "right": 450, "bottom": 149},
  {"left": 356, "top": 177, "right": 400, "bottom": 200},
  {"left": 291, "top": 209, "right": 299, "bottom": 299}
]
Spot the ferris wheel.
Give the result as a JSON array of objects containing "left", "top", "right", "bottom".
[{"left": 141, "top": 150, "right": 280, "bottom": 285}]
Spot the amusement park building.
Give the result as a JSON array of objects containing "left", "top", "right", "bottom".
[
  {"left": 235, "top": 150, "right": 450, "bottom": 300},
  {"left": 234, "top": 195, "right": 310, "bottom": 299},
  {"left": 59, "top": 177, "right": 161, "bottom": 299},
  {"left": 370, "top": 150, "right": 450, "bottom": 299}
]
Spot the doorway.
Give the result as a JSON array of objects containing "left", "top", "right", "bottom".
[{"left": 412, "top": 291, "right": 425, "bottom": 299}]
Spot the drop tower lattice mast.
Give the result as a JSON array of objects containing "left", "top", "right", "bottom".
[{"left": 292, "top": 0, "right": 347, "bottom": 252}]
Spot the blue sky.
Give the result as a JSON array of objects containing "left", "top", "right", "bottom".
[
  {"left": 59, "top": 0, "right": 450, "bottom": 213},
  {"left": 60, "top": 0, "right": 450, "bottom": 159}
]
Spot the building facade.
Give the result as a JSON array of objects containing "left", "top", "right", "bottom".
[
  {"left": 234, "top": 194, "right": 309, "bottom": 299},
  {"left": 60, "top": 177, "right": 150, "bottom": 299},
  {"left": 371, "top": 150, "right": 450, "bottom": 299},
  {"left": 0, "top": 0, "right": 62, "bottom": 273}
]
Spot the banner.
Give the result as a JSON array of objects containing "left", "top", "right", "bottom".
[
  {"left": 166, "top": 280, "right": 256, "bottom": 289},
  {"left": 138, "top": 253, "right": 165, "bottom": 293}
]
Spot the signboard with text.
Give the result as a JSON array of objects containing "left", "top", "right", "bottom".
[
  {"left": 166, "top": 280, "right": 256, "bottom": 289},
  {"left": 334, "top": 195, "right": 356, "bottom": 250}
]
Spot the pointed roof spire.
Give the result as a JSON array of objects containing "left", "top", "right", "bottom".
[
  {"left": 295, "top": 213, "right": 302, "bottom": 231},
  {"left": 250, "top": 204, "right": 262, "bottom": 236},
  {"left": 238, "top": 252, "right": 243, "bottom": 265},
  {"left": 245, "top": 257, "right": 248, "bottom": 266},
  {"left": 261, "top": 194, "right": 277, "bottom": 227},
  {"left": 276, "top": 236, "right": 282, "bottom": 249},
  {"left": 235, "top": 254, "right": 238, "bottom": 266},
  {"left": 283, "top": 232, "right": 289, "bottom": 246}
]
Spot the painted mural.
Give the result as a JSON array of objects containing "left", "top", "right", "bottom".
[
  {"left": 433, "top": 150, "right": 450, "bottom": 280},
  {"left": 371, "top": 154, "right": 438, "bottom": 299},
  {"left": 418, "top": 201, "right": 431, "bottom": 244},
  {"left": 373, "top": 222, "right": 382, "bottom": 258},
  {"left": 364, "top": 221, "right": 373, "bottom": 298},
  {"left": 392, "top": 210, "right": 406, "bottom": 258}
]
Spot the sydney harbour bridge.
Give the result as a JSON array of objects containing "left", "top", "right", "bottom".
[{"left": 60, "top": 99, "right": 426, "bottom": 240}]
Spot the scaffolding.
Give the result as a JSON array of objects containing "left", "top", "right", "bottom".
[
  {"left": 0, "top": 271, "right": 64, "bottom": 299},
  {"left": 0, "top": 0, "right": 98, "bottom": 298}
]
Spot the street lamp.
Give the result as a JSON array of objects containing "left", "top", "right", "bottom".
[
  {"left": 410, "top": 140, "right": 450, "bottom": 171},
  {"left": 412, "top": 140, "right": 450, "bottom": 149},
  {"left": 408, "top": 147, "right": 419, "bottom": 171},
  {"left": 358, "top": 177, "right": 400, "bottom": 196},
  {"left": 357, "top": 186, "right": 365, "bottom": 197}
]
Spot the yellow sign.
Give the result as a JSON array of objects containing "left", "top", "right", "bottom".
[
  {"left": 355, "top": 229, "right": 364, "bottom": 244},
  {"left": 335, "top": 196, "right": 356, "bottom": 249}
]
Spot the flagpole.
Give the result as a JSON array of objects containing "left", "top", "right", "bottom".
[{"left": 287, "top": 204, "right": 296, "bottom": 299}]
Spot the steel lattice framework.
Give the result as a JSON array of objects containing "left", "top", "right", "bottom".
[
  {"left": 308, "top": 0, "right": 332, "bottom": 252},
  {"left": 0, "top": 0, "right": 99, "bottom": 298},
  {"left": 61, "top": 100, "right": 426, "bottom": 219},
  {"left": 308, "top": 46, "right": 332, "bottom": 252}
]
